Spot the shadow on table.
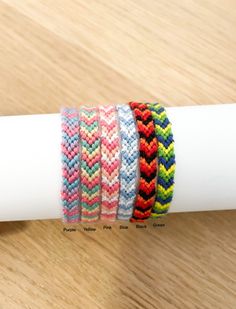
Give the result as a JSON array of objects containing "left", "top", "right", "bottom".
[{"left": 0, "top": 221, "right": 29, "bottom": 235}]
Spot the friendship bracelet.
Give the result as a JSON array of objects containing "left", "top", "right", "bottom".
[
  {"left": 60, "top": 102, "right": 175, "bottom": 224},
  {"left": 129, "top": 102, "right": 158, "bottom": 222},
  {"left": 61, "top": 108, "right": 80, "bottom": 223},
  {"left": 116, "top": 105, "right": 139, "bottom": 220},
  {"left": 79, "top": 107, "right": 101, "bottom": 222},
  {"left": 148, "top": 103, "right": 176, "bottom": 217},
  {"left": 99, "top": 105, "right": 121, "bottom": 221}
]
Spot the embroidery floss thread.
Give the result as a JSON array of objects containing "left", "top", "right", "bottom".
[
  {"left": 79, "top": 107, "right": 101, "bottom": 222},
  {"left": 148, "top": 103, "right": 176, "bottom": 217},
  {"left": 129, "top": 102, "right": 158, "bottom": 222},
  {"left": 99, "top": 105, "right": 121, "bottom": 221},
  {"left": 61, "top": 107, "right": 80, "bottom": 223},
  {"left": 60, "top": 102, "right": 175, "bottom": 224},
  {"left": 116, "top": 104, "right": 139, "bottom": 220}
]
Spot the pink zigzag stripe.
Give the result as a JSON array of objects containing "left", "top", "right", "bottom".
[
  {"left": 63, "top": 208, "right": 80, "bottom": 216},
  {"left": 82, "top": 208, "right": 100, "bottom": 216},
  {"left": 61, "top": 112, "right": 78, "bottom": 119},
  {"left": 62, "top": 127, "right": 79, "bottom": 137},
  {"left": 62, "top": 193, "right": 79, "bottom": 203},
  {"left": 81, "top": 116, "right": 97, "bottom": 126},
  {"left": 82, "top": 196, "right": 100, "bottom": 205},
  {"left": 82, "top": 177, "right": 100, "bottom": 189}
]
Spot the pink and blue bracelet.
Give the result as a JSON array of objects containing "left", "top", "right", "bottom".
[{"left": 61, "top": 108, "right": 80, "bottom": 223}]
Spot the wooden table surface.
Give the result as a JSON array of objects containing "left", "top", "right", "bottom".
[{"left": 0, "top": 1, "right": 236, "bottom": 308}]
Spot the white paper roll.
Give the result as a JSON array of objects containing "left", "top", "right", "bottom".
[{"left": 0, "top": 104, "right": 236, "bottom": 222}]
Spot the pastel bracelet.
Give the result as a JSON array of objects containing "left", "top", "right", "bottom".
[
  {"left": 129, "top": 102, "right": 158, "bottom": 221},
  {"left": 116, "top": 104, "right": 139, "bottom": 220},
  {"left": 148, "top": 103, "right": 176, "bottom": 217},
  {"left": 99, "top": 105, "right": 121, "bottom": 221},
  {"left": 79, "top": 107, "right": 101, "bottom": 222},
  {"left": 60, "top": 102, "right": 175, "bottom": 224},
  {"left": 61, "top": 108, "right": 80, "bottom": 223}
]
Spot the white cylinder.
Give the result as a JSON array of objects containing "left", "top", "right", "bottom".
[{"left": 0, "top": 104, "right": 235, "bottom": 222}]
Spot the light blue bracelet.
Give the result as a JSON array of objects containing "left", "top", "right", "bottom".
[{"left": 116, "top": 105, "right": 139, "bottom": 220}]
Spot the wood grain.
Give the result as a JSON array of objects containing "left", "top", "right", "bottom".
[{"left": 0, "top": 0, "right": 236, "bottom": 308}]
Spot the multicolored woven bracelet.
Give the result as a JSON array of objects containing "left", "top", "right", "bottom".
[
  {"left": 148, "top": 103, "right": 176, "bottom": 217},
  {"left": 129, "top": 102, "right": 158, "bottom": 221},
  {"left": 60, "top": 102, "right": 175, "bottom": 224},
  {"left": 99, "top": 105, "right": 121, "bottom": 221},
  {"left": 116, "top": 105, "right": 139, "bottom": 220},
  {"left": 61, "top": 108, "right": 80, "bottom": 223},
  {"left": 79, "top": 107, "right": 101, "bottom": 222}
]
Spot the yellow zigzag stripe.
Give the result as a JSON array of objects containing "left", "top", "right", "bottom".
[
  {"left": 157, "top": 184, "right": 174, "bottom": 196},
  {"left": 157, "top": 123, "right": 172, "bottom": 135},
  {"left": 159, "top": 164, "right": 176, "bottom": 176},
  {"left": 158, "top": 142, "right": 174, "bottom": 154},
  {"left": 81, "top": 169, "right": 100, "bottom": 180},
  {"left": 151, "top": 211, "right": 169, "bottom": 218},
  {"left": 154, "top": 201, "right": 170, "bottom": 210}
]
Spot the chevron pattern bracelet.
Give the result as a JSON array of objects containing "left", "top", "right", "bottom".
[
  {"left": 99, "top": 105, "right": 121, "bottom": 221},
  {"left": 60, "top": 102, "right": 175, "bottom": 224},
  {"left": 148, "top": 103, "right": 176, "bottom": 217},
  {"left": 117, "top": 104, "right": 139, "bottom": 220},
  {"left": 61, "top": 108, "right": 80, "bottom": 223},
  {"left": 79, "top": 107, "right": 101, "bottom": 222},
  {"left": 129, "top": 102, "right": 158, "bottom": 222}
]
